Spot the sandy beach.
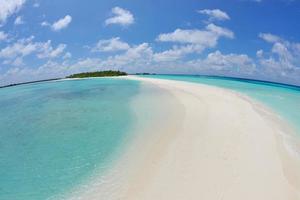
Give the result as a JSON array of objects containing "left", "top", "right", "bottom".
[{"left": 68, "top": 76, "right": 300, "bottom": 200}]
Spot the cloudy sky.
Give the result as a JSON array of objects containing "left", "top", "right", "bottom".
[{"left": 0, "top": 0, "right": 300, "bottom": 86}]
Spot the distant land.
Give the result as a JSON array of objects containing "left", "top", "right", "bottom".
[
  {"left": 0, "top": 71, "right": 127, "bottom": 88},
  {"left": 2, "top": 72, "right": 299, "bottom": 89},
  {"left": 66, "top": 70, "right": 127, "bottom": 78},
  {"left": 135, "top": 72, "right": 157, "bottom": 75},
  {"left": 0, "top": 78, "right": 62, "bottom": 89}
]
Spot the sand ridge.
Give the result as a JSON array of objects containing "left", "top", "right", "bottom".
[
  {"left": 66, "top": 76, "right": 300, "bottom": 200},
  {"left": 123, "top": 76, "right": 300, "bottom": 200}
]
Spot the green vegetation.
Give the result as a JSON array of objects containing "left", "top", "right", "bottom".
[
  {"left": 66, "top": 70, "right": 127, "bottom": 78},
  {"left": 135, "top": 72, "right": 156, "bottom": 75}
]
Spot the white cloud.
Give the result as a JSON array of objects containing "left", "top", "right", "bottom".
[
  {"left": 73, "top": 40, "right": 255, "bottom": 77},
  {"left": 198, "top": 9, "right": 230, "bottom": 21},
  {"left": 256, "top": 49, "right": 263, "bottom": 58},
  {"left": 14, "top": 16, "right": 24, "bottom": 25},
  {"left": 103, "top": 43, "right": 153, "bottom": 67},
  {"left": 259, "top": 33, "right": 281, "bottom": 43},
  {"left": 33, "top": 2, "right": 39, "bottom": 7},
  {"left": 63, "top": 52, "right": 72, "bottom": 60},
  {"left": 201, "top": 51, "right": 255, "bottom": 74},
  {"left": 91, "top": 37, "right": 130, "bottom": 52},
  {"left": 11, "top": 57, "right": 23, "bottom": 66},
  {"left": 0, "top": 36, "right": 37, "bottom": 59},
  {"left": 0, "top": 64, "right": 60, "bottom": 85},
  {"left": 0, "top": 31, "right": 8, "bottom": 41},
  {"left": 20, "top": 46, "right": 255, "bottom": 82},
  {"left": 157, "top": 24, "right": 234, "bottom": 46},
  {"left": 61, "top": 43, "right": 153, "bottom": 74},
  {"left": 71, "top": 58, "right": 101, "bottom": 71},
  {"left": 206, "top": 24, "right": 234, "bottom": 38},
  {"left": 0, "top": 0, "right": 26, "bottom": 25},
  {"left": 10, "top": 25, "right": 236, "bottom": 79},
  {"left": 51, "top": 15, "right": 72, "bottom": 31},
  {"left": 154, "top": 44, "right": 204, "bottom": 62},
  {"left": 41, "top": 21, "right": 50, "bottom": 26},
  {"left": 155, "top": 24, "right": 234, "bottom": 60},
  {"left": 257, "top": 33, "right": 300, "bottom": 83},
  {"left": 37, "top": 41, "right": 67, "bottom": 59},
  {"left": 272, "top": 42, "right": 293, "bottom": 64},
  {"left": 1, "top": 31, "right": 300, "bottom": 86},
  {"left": 105, "top": 7, "right": 134, "bottom": 26},
  {"left": 0, "top": 36, "right": 67, "bottom": 66}
]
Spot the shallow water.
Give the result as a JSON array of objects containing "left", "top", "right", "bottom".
[
  {"left": 142, "top": 75, "right": 300, "bottom": 134},
  {"left": 0, "top": 78, "right": 140, "bottom": 200}
]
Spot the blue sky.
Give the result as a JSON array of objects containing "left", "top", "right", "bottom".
[{"left": 0, "top": 0, "right": 300, "bottom": 86}]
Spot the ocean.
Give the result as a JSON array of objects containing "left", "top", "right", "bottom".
[{"left": 0, "top": 78, "right": 140, "bottom": 200}]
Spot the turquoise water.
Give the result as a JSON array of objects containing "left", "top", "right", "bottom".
[
  {"left": 0, "top": 78, "right": 140, "bottom": 200},
  {"left": 143, "top": 75, "right": 300, "bottom": 134}
]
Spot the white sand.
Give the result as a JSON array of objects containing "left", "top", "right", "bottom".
[
  {"left": 123, "top": 76, "right": 300, "bottom": 200},
  {"left": 67, "top": 76, "right": 300, "bottom": 200}
]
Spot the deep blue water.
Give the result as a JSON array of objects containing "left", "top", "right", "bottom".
[{"left": 0, "top": 78, "right": 140, "bottom": 200}]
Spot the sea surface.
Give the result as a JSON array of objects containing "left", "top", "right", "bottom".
[
  {"left": 143, "top": 75, "right": 300, "bottom": 134},
  {"left": 0, "top": 78, "right": 140, "bottom": 200}
]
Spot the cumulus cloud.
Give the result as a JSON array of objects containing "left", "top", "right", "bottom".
[
  {"left": 0, "top": 36, "right": 37, "bottom": 59},
  {"left": 0, "top": 62, "right": 63, "bottom": 85},
  {"left": 0, "top": 0, "right": 26, "bottom": 25},
  {"left": 155, "top": 24, "right": 234, "bottom": 61},
  {"left": 37, "top": 41, "right": 67, "bottom": 59},
  {"left": 257, "top": 33, "right": 300, "bottom": 84},
  {"left": 103, "top": 43, "right": 153, "bottom": 67},
  {"left": 105, "top": 7, "right": 134, "bottom": 26},
  {"left": 14, "top": 16, "right": 24, "bottom": 25},
  {"left": 153, "top": 44, "right": 204, "bottom": 62},
  {"left": 199, "top": 50, "right": 255, "bottom": 74},
  {"left": 41, "top": 15, "right": 72, "bottom": 31},
  {"left": 1, "top": 30, "right": 300, "bottom": 86},
  {"left": 0, "top": 22, "right": 238, "bottom": 85},
  {"left": 259, "top": 33, "right": 281, "bottom": 43},
  {"left": 198, "top": 9, "right": 230, "bottom": 21},
  {"left": 91, "top": 37, "right": 130, "bottom": 52},
  {"left": 1, "top": 45, "right": 257, "bottom": 86},
  {"left": 0, "top": 39, "right": 154, "bottom": 85},
  {"left": 157, "top": 24, "right": 234, "bottom": 45},
  {"left": 51, "top": 15, "right": 72, "bottom": 31},
  {"left": 40, "top": 21, "right": 50, "bottom": 27},
  {"left": 63, "top": 52, "right": 72, "bottom": 60},
  {"left": 0, "top": 31, "right": 8, "bottom": 41},
  {"left": 256, "top": 49, "right": 263, "bottom": 58},
  {"left": 0, "top": 36, "right": 67, "bottom": 66}
]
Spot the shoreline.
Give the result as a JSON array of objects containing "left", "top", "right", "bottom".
[
  {"left": 68, "top": 76, "right": 300, "bottom": 199},
  {"left": 64, "top": 78, "right": 185, "bottom": 200}
]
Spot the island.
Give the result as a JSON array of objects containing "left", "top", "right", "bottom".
[
  {"left": 66, "top": 70, "right": 127, "bottom": 78},
  {"left": 0, "top": 78, "right": 62, "bottom": 89},
  {"left": 135, "top": 72, "right": 156, "bottom": 75}
]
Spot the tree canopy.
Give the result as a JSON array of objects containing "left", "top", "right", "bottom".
[{"left": 66, "top": 70, "right": 127, "bottom": 78}]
